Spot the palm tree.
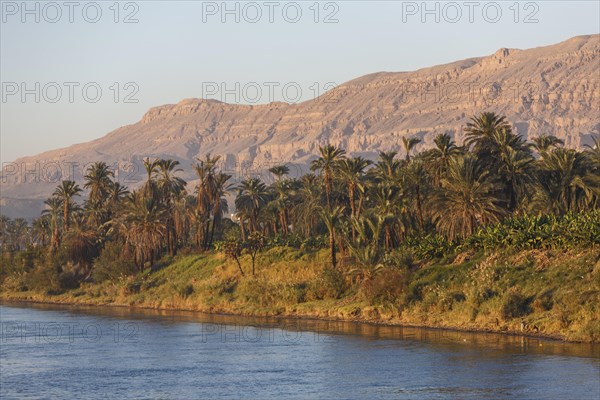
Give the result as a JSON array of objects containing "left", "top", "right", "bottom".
[
  {"left": 193, "top": 154, "right": 221, "bottom": 249},
  {"left": 370, "top": 184, "right": 401, "bottom": 250},
  {"left": 497, "top": 146, "right": 536, "bottom": 211},
  {"left": 31, "top": 216, "right": 50, "bottom": 247},
  {"left": 42, "top": 197, "right": 62, "bottom": 254},
  {"left": 84, "top": 162, "right": 114, "bottom": 206},
  {"left": 269, "top": 165, "right": 290, "bottom": 181},
  {"left": 270, "top": 178, "right": 296, "bottom": 236},
  {"left": 156, "top": 159, "right": 187, "bottom": 255},
  {"left": 531, "top": 135, "right": 564, "bottom": 156},
  {"left": 584, "top": 136, "right": 600, "bottom": 169},
  {"left": 63, "top": 214, "right": 99, "bottom": 274},
  {"left": 142, "top": 158, "right": 161, "bottom": 197},
  {"left": 208, "top": 172, "right": 232, "bottom": 247},
  {"left": 53, "top": 180, "right": 82, "bottom": 230},
  {"left": 535, "top": 148, "right": 599, "bottom": 214},
  {"left": 318, "top": 205, "right": 344, "bottom": 268},
  {"left": 295, "top": 174, "right": 322, "bottom": 236},
  {"left": 347, "top": 213, "right": 386, "bottom": 281},
  {"left": 401, "top": 136, "right": 421, "bottom": 161},
  {"left": 310, "top": 145, "right": 346, "bottom": 208},
  {"left": 425, "top": 133, "right": 461, "bottom": 186},
  {"left": 464, "top": 112, "right": 512, "bottom": 157},
  {"left": 235, "top": 178, "right": 270, "bottom": 234},
  {"left": 401, "top": 160, "right": 428, "bottom": 231},
  {"left": 430, "top": 155, "right": 505, "bottom": 240},
  {"left": 337, "top": 157, "right": 371, "bottom": 240},
  {"left": 374, "top": 151, "right": 401, "bottom": 181},
  {"left": 106, "top": 182, "right": 129, "bottom": 209},
  {"left": 120, "top": 192, "right": 167, "bottom": 271}
]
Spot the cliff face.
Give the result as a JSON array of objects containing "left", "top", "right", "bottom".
[{"left": 1, "top": 35, "right": 599, "bottom": 218}]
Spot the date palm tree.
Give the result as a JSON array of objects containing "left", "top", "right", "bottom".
[
  {"left": 401, "top": 136, "right": 421, "bottom": 161},
  {"left": 42, "top": 197, "right": 62, "bottom": 254},
  {"left": 121, "top": 192, "right": 167, "bottom": 271},
  {"left": 425, "top": 133, "right": 461, "bottom": 186},
  {"left": 337, "top": 157, "right": 371, "bottom": 240},
  {"left": 235, "top": 178, "right": 270, "bottom": 234},
  {"left": 63, "top": 214, "right": 99, "bottom": 274},
  {"left": 295, "top": 174, "right": 322, "bottom": 237},
  {"left": 318, "top": 205, "right": 344, "bottom": 268},
  {"left": 373, "top": 151, "right": 401, "bottom": 182},
  {"left": 584, "top": 136, "right": 600, "bottom": 169},
  {"left": 531, "top": 135, "right": 564, "bottom": 157},
  {"left": 142, "top": 158, "right": 161, "bottom": 198},
  {"left": 208, "top": 172, "right": 232, "bottom": 247},
  {"left": 535, "top": 148, "right": 599, "bottom": 214},
  {"left": 430, "top": 155, "right": 505, "bottom": 240},
  {"left": 53, "top": 180, "right": 82, "bottom": 230},
  {"left": 370, "top": 184, "right": 401, "bottom": 250},
  {"left": 464, "top": 112, "right": 512, "bottom": 157},
  {"left": 193, "top": 154, "right": 221, "bottom": 249},
  {"left": 84, "top": 162, "right": 114, "bottom": 205},
  {"left": 156, "top": 159, "right": 187, "bottom": 255},
  {"left": 106, "top": 182, "right": 129, "bottom": 209},
  {"left": 269, "top": 165, "right": 290, "bottom": 182},
  {"left": 310, "top": 144, "right": 346, "bottom": 208},
  {"left": 31, "top": 216, "right": 50, "bottom": 247},
  {"left": 268, "top": 165, "right": 293, "bottom": 235},
  {"left": 497, "top": 146, "right": 536, "bottom": 211}
]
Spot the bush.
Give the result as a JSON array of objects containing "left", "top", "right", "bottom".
[
  {"left": 311, "top": 267, "right": 346, "bottom": 300},
  {"left": 23, "top": 261, "right": 62, "bottom": 294},
  {"left": 532, "top": 289, "right": 554, "bottom": 312},
  {"left": 467, "top": 210, "right": 600, "bottom": 251},
  {"left": 359, "top": 269, "right": 407, "bottom": 306},
  {"left": 179, "top": 283, "right": 194, "bottom": 298},
  {"left": 501, "top": 287, "right": 532, "bottom": 320},
  {"left": 92, "top": 242, "right": 137, "bottom": 283}
]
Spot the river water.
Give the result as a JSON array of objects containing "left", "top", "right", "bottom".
[{"left": 0, "top": 302, "right": 598, "bottom": 399}]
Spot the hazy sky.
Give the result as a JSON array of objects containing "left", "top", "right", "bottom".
[{"left": 1, "top": 1, "right": 599, "bottom": 162}]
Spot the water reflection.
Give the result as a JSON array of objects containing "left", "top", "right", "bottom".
[{"left": 3, "top": 301, "right": 598, "bottom": 358}]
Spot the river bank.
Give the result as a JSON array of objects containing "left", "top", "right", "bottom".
[
  {"left": 0, "top": 296, "right": 570, "bottom": 343},
  {"left": 2, "top": 246, "right": 599, "bottom": 343}
]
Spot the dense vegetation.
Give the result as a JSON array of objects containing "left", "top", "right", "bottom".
[{"left": 2, "top": 112, "right": 599, "bottom": 341}]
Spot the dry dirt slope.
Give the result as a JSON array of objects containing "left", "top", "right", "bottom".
[{"left": 1, "top": 34, "right": 599, "bottom": 219}]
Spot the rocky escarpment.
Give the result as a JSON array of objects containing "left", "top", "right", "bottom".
[{"left": 1, "top": 34, "right": 599, "bottom": 218}]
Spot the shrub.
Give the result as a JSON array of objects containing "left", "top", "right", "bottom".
[
  {"left": 467, "top": 210, "right": 600, "bottom": 251},
  {"left": 311, "top": 267, "right": 346, "bottom": 300},
  {"left": 359, "top": 269, "right": 407, "bottom": 306},
  {"left": 501, "top": 287, "right": 532, "bottom": 320},
  {"left": 179, "top": 283, "right": 194, "bottom": 298},
  {"left": 532, "top": 289, "right": 554, "bottom": 312},
  {"left": 92, "top": 242, "right": 137, "bottom": 283}
]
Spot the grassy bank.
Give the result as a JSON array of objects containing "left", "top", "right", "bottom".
[{"left": 2, "top": 246, "right": 599, "bottom": 342}]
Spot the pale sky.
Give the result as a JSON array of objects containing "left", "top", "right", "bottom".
[{"left": 1, "top": 0, "right": 599, "bottom": 162}]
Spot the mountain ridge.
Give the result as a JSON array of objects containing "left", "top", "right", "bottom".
[{"left": 2, "top": 34, "right": 599, "bottom": 219}]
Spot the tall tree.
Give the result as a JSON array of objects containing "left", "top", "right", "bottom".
[
  {"left": 235, "top": 178, "right": 270, "bottom": 234},
  {"left": 430, "top": 155, "right": 505, "bottom": 240},
  {"left": 156, "top": 159, "right": 187, "bottom": 256},
  {"left": 53, "top": 180, "right": 82, "bottom": 230},
  {"left": 310, "top": 145, "right": 346, "bottom": 209},
  {"left": 401, "top": 136, "right": 421, "bottom": 161},
  {"left": 318, "top": 206, "right": 344, "bottom": 268}
]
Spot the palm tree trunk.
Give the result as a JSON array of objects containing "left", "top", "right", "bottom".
[
  {"left": 416, "top": 185, "right": 424, "bottom": 231},
  {"left": 385, "top": 225, "right": 391, "bottom": 251},
  {"left": 325, "top": 173, "right": 332, "bottom": 209},
  {"left": 240, "top": 220, "right": 247, "bottom": 241},
  {"left": 209, "top": 220, "right": 216, "bottom": 248},
  {"left": 330, "top": 231, "right": 337, "bottom": 268}
]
